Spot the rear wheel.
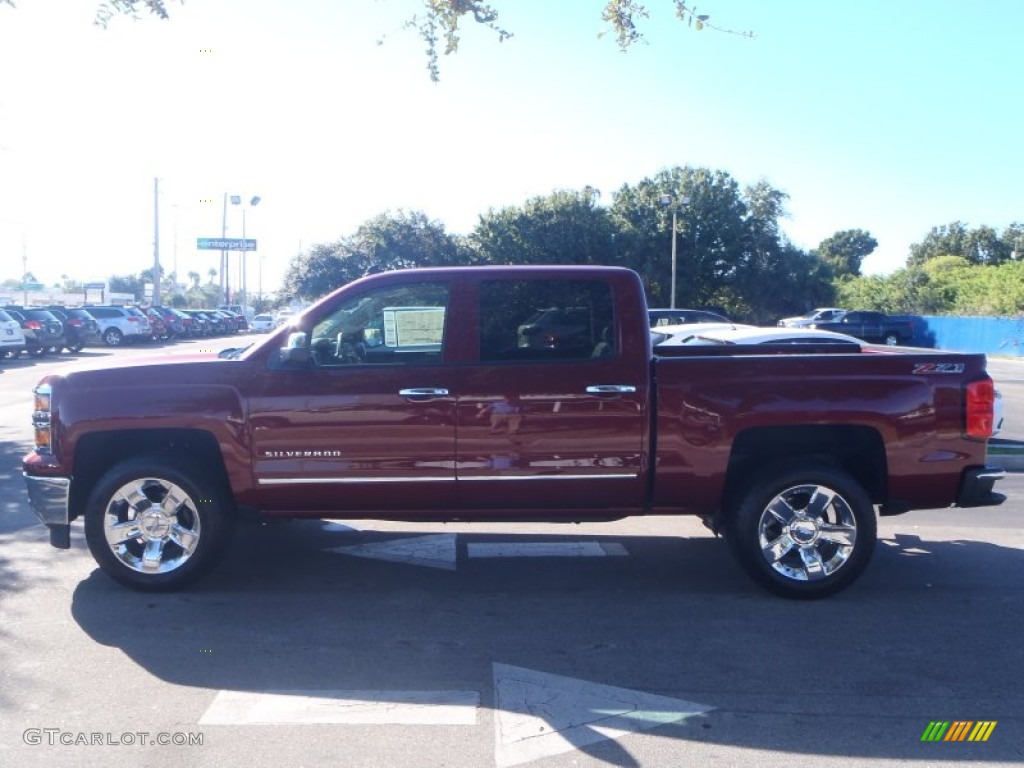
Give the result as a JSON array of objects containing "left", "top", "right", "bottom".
[
  {"left": 103, "top": 327, "right": 124, "bottom": 346},
  {"left": 726, "top": 462, "right": 876, "bottom": 599},
  {"left": 84, "top": 455, "right": 235, "bottom": 590},
  {"left": 884, "top": 333, "right": 900, "bottom": 346}
]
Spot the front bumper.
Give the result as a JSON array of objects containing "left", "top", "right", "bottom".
[
  {"left": 956, "top": 466, "right": 1006, "bottom": 508},
  {"left": 23, "top": 473, "right": 72, "bottom": 548}
]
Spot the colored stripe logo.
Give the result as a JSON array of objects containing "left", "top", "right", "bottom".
[{"left": 921, "top": 721, "right": 997, "bottom": 742}]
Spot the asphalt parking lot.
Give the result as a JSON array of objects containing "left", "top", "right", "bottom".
[{"left": 1, "top": 337, "right": 1021, "bottom": 768}]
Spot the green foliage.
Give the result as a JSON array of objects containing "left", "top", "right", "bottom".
[
  {"left": 469, "top": 188, "right": 617, "bottom": 266},
  {"left": 396, "top": 1, "right": 750, "bottom": 81},
  {"left": 908, "top": 221, "right": 1018, "bottom": 267},
  {"left": 814, "top": 229, "right": 877, "bottom": 278},
  {"left": 94, "top": 1, "right": 179, "bottom": 27},
  {"left": 281, "top": 210, "right": 463, "bottom": 300},
  {"left": 836, "top": 256, "right": 1024, "bottom": 317}
]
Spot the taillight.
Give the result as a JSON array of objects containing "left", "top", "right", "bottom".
[
  {"left": 128, "top": 317, "right": 139, "bottom": 323},
  {"left": 965, "top": 377, "right": 995, "bottom": 440},
  {"left": 25, "top": 320, "right": 42, "bottom": 330}
]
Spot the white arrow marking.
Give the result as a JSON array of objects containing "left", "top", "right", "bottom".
[
  {"left": 493, "top": 663, "right": 713, "bottom": 768},
  {"left": 199, "top": 689, "right": 479, "bottom": 725},
  {"left": 326, "top": 533, "right": 457, "bottom": 570},
  {"left": 468, "top": 541, "right": 627, "bottom": 558}
]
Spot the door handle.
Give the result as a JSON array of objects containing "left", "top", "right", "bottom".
[
  {"left": 399, "top": 388, "right": 450, "bottom": 399},
  {"left": 585, "top": 384, "right": 637, "bottom": 395}
]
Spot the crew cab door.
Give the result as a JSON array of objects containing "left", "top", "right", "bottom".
[
  {"left": 247, "top": 279, "right": 457, "bottom": 512},
  {"left": 455, "top": 274, "right": 649, "bottom": 513}
]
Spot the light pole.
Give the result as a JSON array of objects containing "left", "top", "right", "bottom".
[
  {"left": 230, "top": 194, "right": 260, "bottom": 309},
  {"left": 660, "top": 193, "right": 690, "bottom": 309}
]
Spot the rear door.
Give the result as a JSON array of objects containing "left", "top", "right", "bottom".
[{"left": 455, "top": 274, "right": 649, "bottom": 513}]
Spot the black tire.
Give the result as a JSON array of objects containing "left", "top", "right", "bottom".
[
  {"left": 103, "top": 327, "right": 124, "bottom": 346},
  {"left": 67, "top": 341, "right": 84, "bottom": 353},
  {"left": 84, "top": 455, "right": 235, "bottom": 590},
  {"left": 726, "top": 462, "right": 876, "bottom": 599},
  {"left": 884, "top": 333, "right": 900, "bottom": 346}
]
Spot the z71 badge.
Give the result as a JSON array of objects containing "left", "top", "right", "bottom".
[{"left": 912, "top": 363, "right": 966, "bottom": 374}]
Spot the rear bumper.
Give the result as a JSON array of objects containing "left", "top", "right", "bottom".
[
  {"left": 956, "top": 466, "right": 1006, "bottom": 508},
  {"left": 23, "top": 473, "right": 72, "bottom": 548}
]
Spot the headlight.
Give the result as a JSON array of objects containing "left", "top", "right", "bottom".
[{"left": 32, "top": 383, "right": 53, "bottom": 454}]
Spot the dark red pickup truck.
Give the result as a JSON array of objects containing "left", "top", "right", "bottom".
[{"left": 23, "top": 266, "right": 1005, "bottom": 598}]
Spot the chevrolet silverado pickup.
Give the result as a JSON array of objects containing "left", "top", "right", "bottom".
[{"left": 23, "top": 266, "right": 1005, "bottom": 598}]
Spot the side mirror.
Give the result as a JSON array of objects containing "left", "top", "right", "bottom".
[{"left": 280, "top": 331, "right": 311, "bottom": 365}]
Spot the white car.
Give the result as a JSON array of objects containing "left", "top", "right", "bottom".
[
  {"left": 250, "top": 314, "right": 275, "bottom": 333},
  {"left": 777, "top": 307, "right": 847, "bottom": 328},
  {"left": 0, "top": 308, "right": 27, "bottom": 358},
  {"left": 84, "top": 305, "right": 153, "bottom": 346},
  {"left": 658, "top": 325, "right": 862, "bottom": 348}
]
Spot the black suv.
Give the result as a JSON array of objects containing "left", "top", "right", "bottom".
[
  {"left": 45, "top": 307, "right": 101, "bottom": 352},
  {"left": 3, "top": 307, "right": 67, "bottom": 355}
]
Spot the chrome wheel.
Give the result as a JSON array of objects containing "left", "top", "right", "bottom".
[
  {"left": 728, "top": 462, "right": 876, "bottom": 599},
  {"left": 757, "top": 483, "right": 857, "bottom": 582},
  {"left": 103, "top": 328, "right": 123, "bottom": 346},
  {"left": 85, "top": 455, "right": 234, "bottom": 590},
  {"left": 102, "top": 477, "right": 201, "bottom": 574}
]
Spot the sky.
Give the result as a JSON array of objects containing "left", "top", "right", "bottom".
[{"left": 0, "top": 0, "right": 1022, "bottom": 298}]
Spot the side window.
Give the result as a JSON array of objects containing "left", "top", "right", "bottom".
[
  {"left": 479, "top": 279, "right": 615, "bottom": 362},
  {"left": 309, "top": 282, "right": 449, "bottom": 367}
]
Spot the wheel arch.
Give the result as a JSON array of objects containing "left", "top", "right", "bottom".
[
  {"left": 69, "top": 428, "right": 233, "bottom": 522},
  {"left": 722, "top": 424, "right": 886, "bottom": 518}
]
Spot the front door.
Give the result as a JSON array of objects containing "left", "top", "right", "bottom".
[{"left": 248, "top": 280, "right": 458, "bottom": 513}]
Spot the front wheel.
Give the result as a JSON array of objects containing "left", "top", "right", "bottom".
[
  {"left": 883, "top": 333, "right": 900, "bottom": 346},
  {"left": 84, "top": 455, "right": 235, "bottom": 590},
  {"left": 726, "top": 462, "right": 876, "bottom": 599},
  {"left": 103, "top": 328, "right": 123, "bottom": 346}
]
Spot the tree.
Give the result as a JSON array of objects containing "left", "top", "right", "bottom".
[
  {"left": 281, "top": 210, "right": 463, "bottom": 300},
  {"left": 814, "top": 229, "right": 877, "bottom": 279},
  {"left": 2, "top": 2, "right": 750, "bottom": 82},
  {"left": 908, "top": 221, "right": 1014, "bottom": 267},
  {"left": 188, "top": 271, "right": 200, "bottom": 289},
  {"left": 469, "top": 188, "right": 618, "bottom": 267},
  {"left": 401, "top": 1, "right": 753, "bottom": 80}
]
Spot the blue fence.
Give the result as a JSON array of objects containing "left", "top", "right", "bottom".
[{"left": 901, "top": 315, "right": 1024, "bottom": 357}]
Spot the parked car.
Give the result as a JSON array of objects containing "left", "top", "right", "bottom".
[
  {"left": 0, "top": 308, "right": 28, "bottom": 358},
  {"left": 180, "top": 310, "right": 212, "bottom": 336},
  {"left": 143, "top": 308, "right": 169, "bottom": 341},
  {"left": 659, "top": 326, "right": 863, "bottom": 348},
  {"left": 45, "top": 307, "right": 100, "bottom": 352},
  {"left": 3, "top": 306, "right": 66, "bottom": 355},
  {"left": 777, "top": 308, "right": 847, "bottom": 328},
  {"left": 213, "top": 309, "right": 246, "bottom": 333},
  {"left": 84, "top": 305, "right": 152, "bottom": 346},
  {"left": 148, "top": 306, "right": 188, "bottom": 338},
  {"left": 250, "top": 313, "right": 275, "bottom": 333},
  {"left": 810, "top": 310, "right": 916, "bottom": 346},
  {"left": 649, "top": 308, "right": 730, "bottom": 328}
]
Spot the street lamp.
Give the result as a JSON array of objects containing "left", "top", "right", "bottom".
[
  {"left": 230, "top": 194, "right": 260, "bottom": 308},
  {"left": 660, "top": 193, "right": 690, "bottom": 309}
]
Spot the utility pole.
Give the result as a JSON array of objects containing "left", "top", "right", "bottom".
[{"left": 152, "top": 177, "right": 161, "bottom": 306}]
